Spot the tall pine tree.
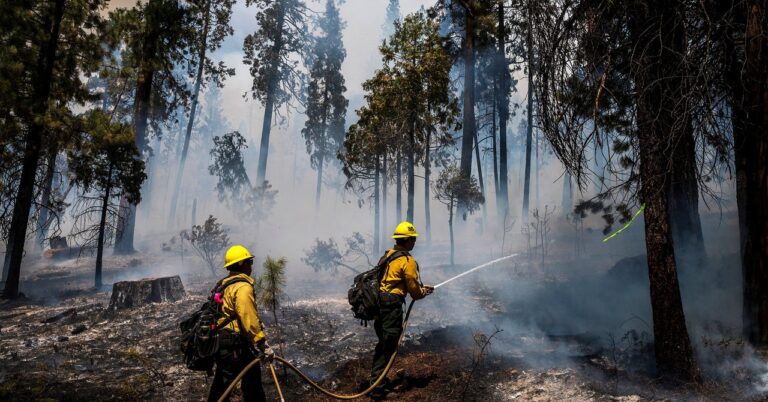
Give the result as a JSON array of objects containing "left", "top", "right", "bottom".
[
  {"left": 243, "top": 0, "right": 308, "bottom": 185},
  {"left": 302, "top": 0, "right": 348, "bottom": 208}
]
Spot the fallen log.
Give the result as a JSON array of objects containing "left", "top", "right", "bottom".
[{"left": 108, "top": 276, "right": 186, "bottom": 310}]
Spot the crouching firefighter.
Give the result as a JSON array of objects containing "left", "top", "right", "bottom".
[
  {"left": 208, "top": 245, "right": 275, "bottom": 402},
  {"left": 369, "top": 221, "right": 434, "bottom": 399}
]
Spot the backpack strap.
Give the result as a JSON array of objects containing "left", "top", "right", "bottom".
[
  {"left": 211, "top": 277, "right": 252, "bottom": 331},
  {"left": 377, "top": 250, "right": 411, "bottom": 303}
]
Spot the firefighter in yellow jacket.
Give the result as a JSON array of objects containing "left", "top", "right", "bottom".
[
  {"left": 369, "top": 221, "right": 434, "bottom": 399},
  {"left": 208, "top": 245, "right": 274, "bottom": 402}
]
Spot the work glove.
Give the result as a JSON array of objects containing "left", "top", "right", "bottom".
[
  {"left": 255, "top": 339, "right": 275, "bottom": 363},
  {"left": 423, "top": 285, "right": 434, "bottom": 296}
]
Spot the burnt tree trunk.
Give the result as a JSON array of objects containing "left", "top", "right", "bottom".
[
  {"left": 115, "top": 14, "right": 160, "bottom": 254},
  {"left": 424, "top": 129, "right": 432, "bottom": 246},
  {"left": 255, "top": 5, "right": 286, "bottom": 185},
  {"left": 168, "top": 0, "right": 212, "bottom": 227},
  {"left": 2, "top": 0, "right": 65, "bottom": 299},
  {"left": 495, "top": 0, "right": 510, "bottom": 217},
  {"left": 374, "top": 156, "right": 381, "bottom": 254},
  {"left": 629, "top": 0, "right": 700, "bottom": 382},
  {"left": 407, "top": 120, "right": 415, "bottom": 222},
  {"left": 522, "top": 0, "right": 534, "bottom": 223},
  {"left": 473, "top": 123, "right": 487, "bottom": 223},
  {"left": 396, "top": 149, "right": 402, "bottom": 223},
  {"left": 728, "top": 0, "right": 768, "bottom": 345},
  {"left": 35, "top": 151, "right": 57, "bottom": 251},
  {"left": 95, "top": 167, "right": 113, "bottom": 289},
  {"left": 109, "top": 276, "right": 186, "bottom": 310},
  {"left": 382, "top": 155, "right": 388, "bottom": 243},
  {"left": 449, "top": 198, "right": 455, "bottom": 266},
  {"left": 458, "top": 3, "right": 476, "bottom": 216},
  {"left": 669, "top": 92, "right": 705, "bottom": 269}
]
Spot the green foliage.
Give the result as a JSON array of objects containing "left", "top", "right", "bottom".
[
  {"left": 184, "top": 215, "right": 230, "bottom": 274},
  {"left": 341, "top": 11, "right": 459, "bottom": 196},
  {"left": 433, "top": 164, "right": 485, "bottom": 219},
  {"left": 242, "top": 0, "right": 308, "bottom": 113},
  {"left": 68, "top": 110, "right": 146, "bottom": 205},
  {"left": 66, "top": 109, "right": 146, "bottom": 252},
  {"left": 302, "top": 232, "right": 371, "bottom": 275},
  {"left": 207, "top": 132, "right": 278, "bottom": 222},
  {"left": 186, "top": 0, "right": 237, "bottom": 87},
  {"left": 302, "top": 0, "right": 348, "bottom": 173},
  {"left": 208, "top": 131, "right": 251, "bottom": 202},
  {"left": 0, "top": 0, "right": 110, "bottom": 241},
  {"left": 302, "top": 238, "right": 344, "bottom": 273},
  {"left": 257, "top": 256, "right": 287, "bottom": 316},
  {"left": 104, "top": 0, "right": 195, "bottom": 133}
]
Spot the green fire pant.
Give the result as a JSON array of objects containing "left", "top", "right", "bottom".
[
  {"left": 370, "top": 302, "right": 404, "bottom": 387},
  {"left": 207, "top": 345, "right": 265, "bottom": 402}
]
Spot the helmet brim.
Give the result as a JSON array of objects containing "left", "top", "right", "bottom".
[{"left": 392, "top": 234, "right": 419, "bottom": 239}]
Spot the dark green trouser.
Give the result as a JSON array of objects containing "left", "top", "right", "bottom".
[
  {"left": 370, "top": 302, "right": 404, "bottom": 386},
  {"left": 208, "top": 344, "right": 265, "bottom": 402}
]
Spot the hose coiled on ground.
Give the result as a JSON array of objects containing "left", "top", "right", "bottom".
[{"left": 217, "top": 299, "right": 416, "bottom": 401}]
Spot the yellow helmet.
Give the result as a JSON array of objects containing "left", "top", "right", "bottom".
[
  {"left": 224, "top": 245, "right": 254, "bottom": 268},
  {"left": 392, "top": 221, "right": 419, "bottom": 239}
]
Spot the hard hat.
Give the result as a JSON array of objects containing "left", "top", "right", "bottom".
[
  {"left": 224, "top": 245, "right": 254, "bottom": 268},
  {"left": 392, "top": 221, "right": 419, "bottom": 239}
]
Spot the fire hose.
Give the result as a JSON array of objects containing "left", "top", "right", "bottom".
[
  {"left": 216, "top": 254, "right": 518, "bottom": 402},
  {"left": 217, "top": 299, "right": 416, "bottom": 402}
]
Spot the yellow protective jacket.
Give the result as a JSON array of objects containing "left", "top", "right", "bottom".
[
  {"left": 216, "top": 273, "right": 266, "bottom": 344},
  {"left": 379, "top": 245, "right": 426, "bottom": 300}
]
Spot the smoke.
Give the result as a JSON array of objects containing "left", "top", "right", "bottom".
[{"left": 5, "top": 0, "right": 763, "bottom": 398}]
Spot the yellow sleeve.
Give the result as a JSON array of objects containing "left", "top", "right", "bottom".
[
  {"left": 403, "top": 257, "right": 426, "bottom": 300},
  {"left": 233, "top": 283, "right": 266, "bottom": 344}
]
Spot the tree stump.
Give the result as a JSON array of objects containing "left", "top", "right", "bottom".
[{"left": 109, "top": 276, "right": 186, "bottom": 310}]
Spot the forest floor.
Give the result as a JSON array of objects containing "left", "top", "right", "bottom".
[{"left": 0, "top": 249, "right": 765, "bottom": 401}]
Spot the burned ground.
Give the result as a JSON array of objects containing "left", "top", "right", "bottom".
[{"left": 0, "top": 252, "right": 762, "bottom": 401}]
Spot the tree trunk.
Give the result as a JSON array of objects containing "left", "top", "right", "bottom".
[
  {"left": 474, "top": 123, "right": 487, "bottom": 223},
  {"left": 459, "top": 5, "right": 476, "bottom": 215},
  {"left": 108, "top": 276, "right": 186, "bottom": 310},
  {"left": 496, "top": 0, "right": 510, "bottom": 217},
  {"left": 424, "top": 130, "right": 432, "bottom": 246},
  {"left": 407, "top": 122, "right": 415, "bottom": 222},
  {"left": 168, "top": 0, "right": 211, "bottom": 227},
  {"left": 669, "top": 118, "right": 706, "bottom": 270},
  {"left": 491, "top": 86, "right": 499, "bottom": 207},
  {"left": 562, "top": 172, "right": 572, "bottom": 215},
  {"left": 522, "top": 0, "right": 534, "bottom": 223},
  {"left": 374, "top": 156, "right": 381, "bottom": 255},
  {"left": 115, "top": 13, "right": 161, "bottom": 254},
  {"left": 396, "top": 150, "right": 402, "bottom": 223},
  {"left": 315, "top": 151, "right": 325, "bottom": 208},
  {"left": 35, "top": 151, "right": 57, "bottom": 251},
  {"left": 449, "top": 199, "right": 454, "bottom": 266},
  {"left": 255, "top": 6, "right": 286, "bottom": 185},
  {"left": 734, "top": 0, "right": 768, "bottom": 346},
  {"left": 382, "top": 155, "right": 388, "bottom": 241},
  {"left": 630, "top": 0, "right": 700, "bottom": 381},
  {"left": 96, "top": 168, "right": 113, "bottom": 289},
  {"left": 2, "top": 0, "right": 65, "bottom": 299}
]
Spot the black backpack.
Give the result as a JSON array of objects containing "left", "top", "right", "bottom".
[
  {"left": 179, "top": 277, "right": 250, "bottom": 371},
  {"left": 348, "top": 250, "right": 409, "bottom": 325}
]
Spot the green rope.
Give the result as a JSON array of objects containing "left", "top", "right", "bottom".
[{"left": 602, "top": 204, "right": 646, "bottom": 243}]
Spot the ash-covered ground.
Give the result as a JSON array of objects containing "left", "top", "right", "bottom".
[{"left": 0, "top": 249, "right": 763, "bottom": 401}]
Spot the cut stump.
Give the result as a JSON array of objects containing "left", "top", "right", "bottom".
[{"left": 109, "top": 276, "right": 186, "bottom": 310}]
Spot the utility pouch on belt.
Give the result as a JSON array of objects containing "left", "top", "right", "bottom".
[{"left": 379, "top": 291, "right": 405, "bottom": 305}]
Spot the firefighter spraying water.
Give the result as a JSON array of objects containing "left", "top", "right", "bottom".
[{"left": 209, "top": 223, "right": 520, "bottom": 401}]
